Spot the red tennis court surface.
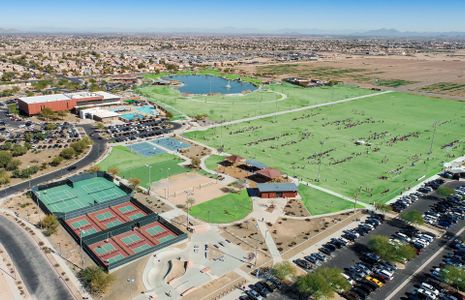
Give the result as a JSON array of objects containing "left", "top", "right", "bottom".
[
  {"left": 87, "top": 221, "right": 178, "bottom": 266},
  {"left": 65, "top": 202, "right": 147, "bottom": 237}
]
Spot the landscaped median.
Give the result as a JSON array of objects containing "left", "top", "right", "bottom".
[{"left": 189, "top": 190, "right": 252, "bottom": 224}]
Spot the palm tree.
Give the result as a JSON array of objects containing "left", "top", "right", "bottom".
[{"left": 185, "top": 196, "right": 195, "bottom": 230}]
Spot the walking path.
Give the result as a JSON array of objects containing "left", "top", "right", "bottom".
[
  {"left": 188, "top": 90, "right": 393, "bottom": 131},
  {"left": 256, "top": 220, "right": 282, "bottom": 264}
]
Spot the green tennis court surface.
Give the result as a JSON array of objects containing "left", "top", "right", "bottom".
[
  {"left": 35, "top": 176, "right": 128, "bottom": 214},
  {"left": 121, "top": 234, "right": 142, "bottom": 245},
  {"left": 95, "top": 243, "right": 116, "bottom": 255},
  {"left": 159, "top": 235, "right": 175, "bottom": 243},
  {"left": 96, "top": 211, "right": 114, "bottom": 221},
  {"left": 105, "top": 220, "right": 123, "bottom": 228},
  {"left": 107, "top": 254, "right": 125, "bottom": 264},
  {"left": 128, "top": 213, "right": 145, "bottom": 220},
  {"left": 133, "top": 244, "right": 151, "bottom": 253},
  {"left": 118, "top": 204, "right": 135, "bottom": 214},
  {"left": 81, "top": 228, "right": 97, "bottom": 236},
  {"left": 71, "top": 219, "right": 90, "bottom": 229},
  {"left": 146, "top": 225, "right": 165, "bottom": 236}
]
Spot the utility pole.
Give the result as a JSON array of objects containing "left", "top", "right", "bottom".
[{"left": 145, "top": 164, "right": 152, "bottom": 193}]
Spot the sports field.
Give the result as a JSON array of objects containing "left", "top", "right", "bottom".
[
  {"left": 189, "top": 190, "right": 252, "bottom": 223},
  {"left": 204, "top": 154, "right": 225, "bottom": 171},
  {"left": 136, "top": 82, "right": 375, "bottom": 121},
  {"left": 186, "top": 92, "right": 465, "bottom": 204},
  {"left": 98, "top": 146, "right": 188, "bottom": 188},
  {"left": 298, "top": 185, "right": 363, "bottom": 215}
]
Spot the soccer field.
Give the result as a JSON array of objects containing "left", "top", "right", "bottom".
[
  {"left": 189, "top": 190, "right": 252, "bottom": 223},
  {"left": 136, "top": 82, "right": 375, "bottom": 122},
  {"left": 98, "top": 146, "right": 188, "bottom": 187},
  {"left": 185, "top": 92, "right": 465, "bottom": 204}
]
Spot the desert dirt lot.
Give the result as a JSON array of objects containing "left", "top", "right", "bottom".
[
  {"left": 151, "top": 173, "right": 229, "bottom": 207},
  {"left": 237, "top": 55, "right": 465, "bottom": 97}
]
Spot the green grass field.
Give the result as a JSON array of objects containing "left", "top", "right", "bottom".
[
  {"left": 298, "top": 185, "right": 362, "bottom": 215},
  {"left": 189, "top": 190, "right": 252, "bottom": 223},
  {"left": 98, "top": 146, "right": 188, "bottom": 187},
  {"left": 136, "top": 82, "right": 375, "bottom": 122},
  {"left": 374, "top": 79, "right": 416, "bottom": 87},
  {"left": 185, "top": 92, "right": 465, "bottom": 204},
  {"left": 205, "top": 154, "right": 225, "bottom": 171}
]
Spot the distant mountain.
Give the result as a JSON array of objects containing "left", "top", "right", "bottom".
[
  {"left": 0, "top": 27, "right": 20, "bottom": 33},
  {"left": 356, "top": 28, "right": 465, "bottom": 38}
]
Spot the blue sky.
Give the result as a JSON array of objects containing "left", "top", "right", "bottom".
[{"left": 2, "top": 0, "right": 464, "bottom": 32}]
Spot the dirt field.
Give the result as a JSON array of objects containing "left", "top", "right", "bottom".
[
  {"left": 132, "top": 192, "right": 172, "bottom": 214},
  {"left": 283, "top": 198, "right": 310, "bottom": 218},
  {"left": 237, "top": 55, "right": 465, "bottom": 97},
  {"left": 268, "top": 212, "right": 359, "bottom": 254},
  {"left": 151, "top": 173, "right": 229, "bottom": 207},
  {"left": 178, "top": 137, "right": 212, "bottom": 161}
]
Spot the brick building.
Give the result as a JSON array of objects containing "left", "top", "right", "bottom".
[
  {"left": 256, "top": 183, "right": 298, "bottom": 199},
  {"left": 17, "top": 91, "right": 121, "bottom": 116}
]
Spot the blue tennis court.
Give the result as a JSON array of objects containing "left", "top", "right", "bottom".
[
  {"left": 151, "top": 137, "right": 190, "bottom": 152},
  {"left": 127, "top": 142, "right": 166, "bottom": 157}
]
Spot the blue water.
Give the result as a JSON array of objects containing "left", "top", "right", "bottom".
[
  {"left": 136, "top": 105, "right": 159, "bottom": 116},
  {"left": 163, "top": 74, "right": 257, "bottom": 95},
  {"left": 120, "top": 113, "right": 144, "bottom": 121}
]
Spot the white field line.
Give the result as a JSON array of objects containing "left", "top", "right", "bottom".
[{"left": 187, "top": 90, "right": 393, "bottom": 131}]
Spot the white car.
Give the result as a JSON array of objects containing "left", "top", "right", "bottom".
[
  {"left": 417, "top": 288, "right": 437, "bottom": 300},
  {"left": 421, "top": 282, "right": 440, "bottom": 296}
]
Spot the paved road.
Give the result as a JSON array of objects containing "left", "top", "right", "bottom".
[
  {"left": 0, "top": 216, "right": 73, "bottom": 300},
  {"left": 0, "top": 124, "right": 106, "bottom": 197}
]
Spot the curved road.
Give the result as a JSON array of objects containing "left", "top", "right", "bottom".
[
  {"left": 0, "top": 215, "right": 73, "bottom": 299},
  {"left": 0, "top": 124, "right": 106, "bottom": 197}
]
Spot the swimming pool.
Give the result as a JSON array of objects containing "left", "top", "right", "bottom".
[
  {"left": 136, "top": 105, "right": 159, "bottom": 116},
  {"left": 120, "top": 113, "right": 145, "bottom": 121}
]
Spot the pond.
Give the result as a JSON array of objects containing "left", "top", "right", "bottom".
[{"left": 163, "top": 74, "right": 257, "bottom": 95}]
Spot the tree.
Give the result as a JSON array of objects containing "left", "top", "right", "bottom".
[
  {"left": 368, "top": 235, "right": 416, "bottom": 263},
  {"left": 6, "top": 158, "right": 21, "bottom": 171},
  {"left": 50, "top": 156, "right": 63, "bottom": 166},
  {"left": 60, "top": 147, "right": 76, "bottom": 159},
  {"left": 296, "top": 267, "right": 350, "bottom": 299},
  {"left": 441, "top": 265, "right": 465, "bottom": 292},
  {"left": 0, "top": 170, "right": 10, "bottom": 185},
  {"left": 128, "top": 178, "right": 141, "bottom": 188},
  {"left": 437, "top": 186, "right": 454, "bottom": 197},
  {"left": 400, "top": 210, "right": 424, "bottom": 225},
  {"left": 271, "top": 261, "right": 297, "bottom": 281},
  {"left": 0, "top": 151, "right": 12, "bottom": 168},
  {"left": 10, "top": 144, "right": 28, "bottom": 157},
  {"left": 374, "top": 202, "right": 391, "bottom": 214},
  {"left": 88, "top": 165, "right": 100, "bottom": 173},
  {"left": 39, "top": 214, "right": 59, "bottom": 236},
  {"left": 78, "top": 267, "right": 114, "bottom": 296},
  {"left": 107, "top": 167, "right": 119, "bottom": 176},
  {"left": 191, "top": 157, "right": 201, "bottom": 169}
]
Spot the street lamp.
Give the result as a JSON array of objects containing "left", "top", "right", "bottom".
[
  {"left": 145, "top": 164, "right": 152, "bottom": 193},
  {"left": 79, "top": 229, "right": 86, "bottom": 267}
]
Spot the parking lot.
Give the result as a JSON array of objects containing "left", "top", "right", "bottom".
[{"left": 108, "top": 117, "right": 180, "bottom": 142}]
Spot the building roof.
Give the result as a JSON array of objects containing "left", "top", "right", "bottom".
[
  {"left": 245, "top": 159, "right": 267, "bottom": 170},
  {"left": 225, "top": 155, "right": 244, "bottom": 164},
  {"left": 18, "top": 91, "right": 120, "bottom": 104},
  {"left": 80, "top": 108, "right": 120, "bottom": 119},
  {"left": 256, "top": 168, "right": 282, "bottom": 179},
  {"left": 256, "top": 183, "right": 298, "bottom": 193}
]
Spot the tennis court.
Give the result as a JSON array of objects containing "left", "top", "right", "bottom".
[
  {"left": 104, "top": 219, "right": 123, "bottom": 228},
  {"left": 95, "top": 243, "right": 117, "bottom": 256},
  {"left": 127, "top": 142, "right": 166, "bottom": 157},
  {"left": 145, "top": 224, "right": 166, "bottom": 236},
  {"left": 70, "top": 218, "right": 90, "bottom": 229},
  {"left": 121, "top": 233, "right": 142, "bottom": 246},
  {"left": 158, "top": 235, "right": 175, "bottom": 243},
  {"left": 127, "top": 213, "right": 145, "bottom": 220},
  {"left": 96, "top": 211, "right": 114, "bottom": 221},
  {"left": 133, "top": 244, "right": 151, "bottom": 253},
  {"left": 35, "top": 176, "right": 129, "bottom": 214},
  {"left": 117, "top": 204, "right": 136, "bottom": 214},
  {"left": 106, "top": 254, "right": 125, "bottom": 264},
  {"left": 151, "top": 137, "right": 190, "bottom": 152}
]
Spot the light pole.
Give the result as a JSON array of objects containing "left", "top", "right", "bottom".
[
  {"left": 145, "top": 164, "right": 152, "bottom": 193},
  {"left": 79, "top": 229, "right": 86, "bottom": 267},
  {"left": 127, "top": 277, "right": 135, "bottom": 299}
]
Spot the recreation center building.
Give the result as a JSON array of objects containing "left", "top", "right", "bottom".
[{"left": 17, "top": 91, "right": 121, "bottom": 116}]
